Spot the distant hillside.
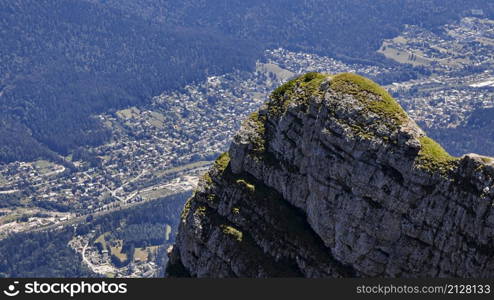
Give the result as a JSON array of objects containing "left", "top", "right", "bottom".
[
  {"left": 429, "top": 106, "right": 494, "bottom": 157},
  {"left": 87, "top": 0, "right": 494, "bottom": 61},
  {"left": 0, "top": 0, "right": 259, "bottom": 163}
]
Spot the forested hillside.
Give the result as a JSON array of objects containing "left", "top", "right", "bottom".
[
  {"left": 0, "top": 229, "right": 94, "bottom": 278},
  {"left": 0, "top": 0, "right": 259, "bottom": 162},
  {"left": 0, "top": 192, "right": 188, "bottom": 277},
  {"left": 87, "top": 0, "right": 494, "bottom": 60}
]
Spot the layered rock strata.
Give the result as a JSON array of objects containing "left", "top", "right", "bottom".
[{"left": 166, "top": 73, "right": 494, "bottom": 278}]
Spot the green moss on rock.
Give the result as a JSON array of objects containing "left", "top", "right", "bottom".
[
  {"left": 220, "top": 225, "right": 243, "bottom": 242},
  {"left": 202, "top": 172, "right": 213, "bottom": 185},
  {"left": 268, "top": 72, "right": 327, "bottom": 117},
  {"left": 416, "top": 136, "right": 458, "bottom": 174},
  {"left": 214, "top": 152, "right": 230, "bottom": 172},
  {"left": 236, "top": 179, "right": 256, "bottom": 193},
  {"left": 330, "top": 73, "right": 408, "bottom": 128},
  {"left": 267, "top": 72, "right": 409, "bottom": 143},
  {"left": 207, "top": 194, "right": 217, "bottom": 203},
  {"left": 248, "top": 112, "right": 267, "bottom": 156},
  {"left": 201, "top": 152, "right": 230, "bottom": 188},
  {"left": 195, "top": 205, "right": 207, "bottom": 217}
]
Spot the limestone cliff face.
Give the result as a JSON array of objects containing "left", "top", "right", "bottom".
[{"left": 166, "top": 73, "right": 494, "bottom": 278}]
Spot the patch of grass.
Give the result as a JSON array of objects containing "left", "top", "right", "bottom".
[
  {"left": 141, "top": 186, "right": 171, "bottom": 201},
  {"left": 271, "top": 77, "right": 297, "bottom": 103},
  {"left": 236, "top": 179, "right": 255, "bottom": 193},
  {"left": 94, "top": 233, "right": 108, "bottom": 250},
  {"left": 110, "top": 241, "right": 127, "bottom": 262},
  {"left": 220, "top": 225, "right": 243, "bottom": 242},
  {"left": 267, "top": 72, "right": 408, "bottom": 142},
  {"left": 133, "top": 248, "right": 148, "bottom": 262},
  {"left": 214, "top": 152, "right": 230, "bottom": 173},
  {"left": 416, "top": 136, "right": 458, "bottom": 174},
  {"left": 33, "top": 159, "right": 53, "bottom": 168},
  {"left": 250, "top": 73, "right": 326, "bottom": 157},
  {"left": 202, "top": 172, "right": 213, "bottom": 185},
  {"left": 206, "top": 194, "right": 217, "bottom": 203},
  {"left": 268, "top": 72, "right": 327, "bottom": 117},
  {"left": 201, "top": 153, "right": 230, "bottom": 189},
  {"left": 195, "top": 206, "right": 207, "bottom": 217},
  {"left": 251, "top": 74, "right": 325, "bottom": 159},
  {"left": 116, "top": 107, "right": 140, "bottom": 120},
  {"left": 248, "top": 112, "right": 267, "bottom": 155},
  {"left": 133, "top": 246, "right": 159, "bottom": 262},
  {"left": 330, "top": 73, "right": 408, "bottom": 128}
]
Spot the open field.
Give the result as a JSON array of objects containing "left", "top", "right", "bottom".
[
  {"left": 151, "top": 160, "right": 212, "bottom": 178},
  {"left": 134, "top": 246, "right": 159, "bottom": 262},
  {"left": 378, "top": 43, "right": 432, "bottom": 67},
  {"left": 110, "top": 240, "right": 127, "bottom": 261},
  {"left": 94, "top": 232, "right": 109, "bottom": 250},
  {"left": 116, "top": 107, "right": 141, "bottom": 120}
]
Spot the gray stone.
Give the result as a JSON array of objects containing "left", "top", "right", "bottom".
[{"left": 166, "top": 74, "right": 494, "bottom": 278}]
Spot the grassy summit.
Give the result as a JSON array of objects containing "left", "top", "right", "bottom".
[
  {"left": 330, "top": 73, "right": 408, "bottom": 128},
  {"left": 268, "top": 72, "right": 327, "bottom": 117},
  {"left": 268, "top": 72, "right": 408, "bottom": 129},
  {"left": 417, "top": 137, "right": 458, "bottom": 174},
  {"left": 264, "top": 72, "right": 459, "bottom": 174},
  {"left": 328, "top": 74, "right": 459, "bottom": 172}
]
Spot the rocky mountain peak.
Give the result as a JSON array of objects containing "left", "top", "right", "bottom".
[{"left": 166, "top": 73, "right": 494, "bottom": 278}]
